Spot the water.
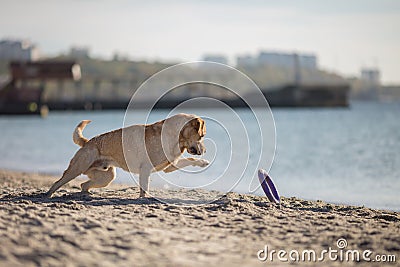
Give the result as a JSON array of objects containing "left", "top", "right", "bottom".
[{"left": 0, "top": 101, "right": 399, "bottom": 211}]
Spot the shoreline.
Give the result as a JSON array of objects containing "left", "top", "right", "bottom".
[
  {"left": 1, "top": 167, "right": 398, "bottom": 212},
  {"left": 0, "top": 169, "right": 399, "bottom": 266}
]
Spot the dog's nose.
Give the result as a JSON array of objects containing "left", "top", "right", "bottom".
[{"left": 189, "top": 147, "right": 197, "bottom": 154}]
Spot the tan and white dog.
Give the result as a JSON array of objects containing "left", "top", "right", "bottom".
[{"left": 46, "top": 113, "right": 209, "bottom": 198}]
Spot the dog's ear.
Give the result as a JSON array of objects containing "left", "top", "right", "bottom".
[{"left": 192, "top": 118, "right": 206, "bottom": 137}]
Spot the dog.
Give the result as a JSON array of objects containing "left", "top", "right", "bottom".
[{"left": 46, "top": 113, "right": 209, "bottom": 198}]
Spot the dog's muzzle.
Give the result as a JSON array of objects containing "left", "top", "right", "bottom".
[
  {"left": 188, "top": 147, "right": 200, "bottom": 155},
  {"left": 188, "top": 146, "right": 205, "bottom": 155}
]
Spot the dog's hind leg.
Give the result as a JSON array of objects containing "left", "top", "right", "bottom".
[
  {"left": 81, "top": 167, "right": 116, "bottom": 193},
  {"left": 46, "top": 147, "right": 98, "bottom": 197}
]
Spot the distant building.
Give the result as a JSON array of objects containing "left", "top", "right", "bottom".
[
  {"left": 350, "top": 68, "right": 381, "bottom": 100},
  {"left": 236, "top": 51, "right": 318, "bottom": 70},
  {"left": 298, "top": 54, "right": 318, "bottom": 69},
  {"left": 202, "top": 54, "right": 228, "bottom": 65},
  {"left": 380, "top": 85, "right": 400, "bottom": 102},
  {"left": 258, "top": 51, "right": 317, "bottom": 69},
  {"left": 258, "top": 52, "right": 295, "bottom": 68},
  {"left": 0, "top": 39, "right": 40, "bottom": 61},
  {"left": 236, "top": 55, "right": 257, "bottom": 67},
  {"left": 361, "top": 68, "right": 380, "bottom": 86},
  {"left": 69, "top": 46, "right": 90, "bottom": 59}
]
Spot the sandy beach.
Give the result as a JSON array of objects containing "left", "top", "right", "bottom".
[{"left": 0, "top": 169, "right": 398, "bottom": 266}]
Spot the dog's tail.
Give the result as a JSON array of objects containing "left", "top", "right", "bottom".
[{"left": 73, "top": 120, "right": 91, "bottom": 147}]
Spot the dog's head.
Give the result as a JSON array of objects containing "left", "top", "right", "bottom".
[{"left": 180, "top": 117, "right": 206, "bottom": 155}]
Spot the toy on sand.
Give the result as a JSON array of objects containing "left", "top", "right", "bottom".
[{"left": 258, "top": 169, "right": 280, "bottom": 204}]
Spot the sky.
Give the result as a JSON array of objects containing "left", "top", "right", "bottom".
[{"left": 1, "top": 0, "right": 399, "bottom": 84}]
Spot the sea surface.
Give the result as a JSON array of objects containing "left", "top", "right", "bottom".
[{"left": 0, "top": 101, "right": 399, "bottom": 211}]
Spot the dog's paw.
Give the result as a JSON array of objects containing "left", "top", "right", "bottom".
[{"left": 197, "top": 159, "right": 210, "bottom": 167}]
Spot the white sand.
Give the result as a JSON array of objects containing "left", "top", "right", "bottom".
[{"left": 0, "top": 169, "right": 398, "bottom": 266}]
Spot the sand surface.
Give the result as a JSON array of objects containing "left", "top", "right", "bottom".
[{"left": 0, "top": 169, "right": 399, "bottom": 266}]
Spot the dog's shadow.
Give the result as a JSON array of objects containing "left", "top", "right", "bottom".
[{"left": 0, "top": 190, "right": 227, "bottom": 207}]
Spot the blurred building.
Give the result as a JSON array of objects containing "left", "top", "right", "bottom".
[
  {"left": 69, "top": 46, "right": 90, "bottom": 59},
  {"left": 350, "top": 68, "right": 381, "bottom": 100},
  {"left": 258, "top": 52, "right": 295, "bottom": 68},
  {"left": 0, "top": 39, "right": 40, "bottom": 61},
  {"left": 361, "top": 68, "right": 380, "bottom": 86},
  {"left": 298, "top": 54, "right": 318, "bottom": 69},
  {"left": 236, "top": 55, "right": 258, "bottom": 67},
  {"left": 202, "top": 54, "right": 228, "bottom": 65},
  {"left": 380, "top": 85, "right": 400, "bottom": 102},
  {"left": 236, "top": 51, "right": 317, "bottom": 70}
]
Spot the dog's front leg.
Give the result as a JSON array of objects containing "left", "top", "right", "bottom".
[
  {"left": 139, "top": 167, "right": 152, "bottom": 198},
  {"left": 163, "top": 158, "right": 209, "bottom": 173}
]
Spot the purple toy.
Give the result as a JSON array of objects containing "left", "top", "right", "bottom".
[{"left": 258, "top": 169, "right": 280, "bottom": 203}]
